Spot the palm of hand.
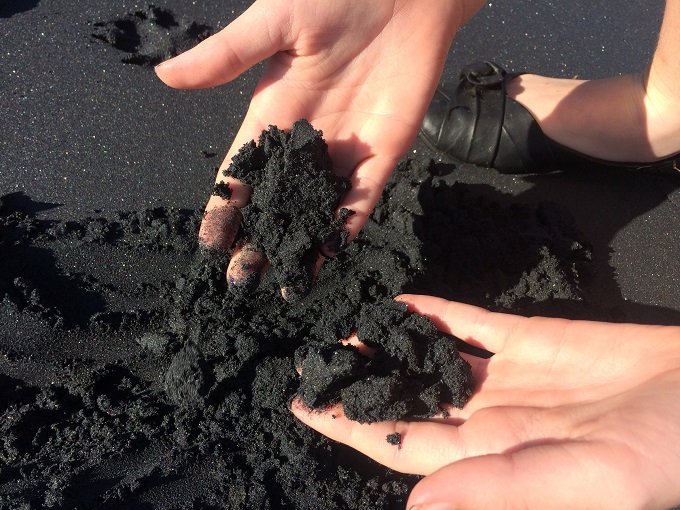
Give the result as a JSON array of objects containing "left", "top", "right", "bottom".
[
  {"left": 293, "top": 295, "right": 680, "bottom": 509},
  {"left": 156, "top": 0, "right": 462, "bottom": 259}
]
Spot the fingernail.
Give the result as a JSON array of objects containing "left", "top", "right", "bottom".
[
  {"left": 198, "top": 205, "right": 241, "bottom": 256},
  {"left": 227, "top": 241, "right": 268, "bottom": 296},
  {"left": 154, "top": 60, "right": 170, "bottom": 72},
  {"left": 409, "top": 504, "right": 457, "bottom": 510},
  {"left": 155, "top": 56, "right": 176, "bottom": 69}
]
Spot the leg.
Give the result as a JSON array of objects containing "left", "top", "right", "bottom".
[{"left": 507, "top": 0, "right": 680, "bottom": 163}]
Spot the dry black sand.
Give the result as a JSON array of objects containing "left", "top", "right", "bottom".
[{"left": 2, "top": 0, "right": 679, "bottom": 508}]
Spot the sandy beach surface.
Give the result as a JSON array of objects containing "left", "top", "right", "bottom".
[{"left": 1, "top": 0, "right": 679, "bottom": 508}]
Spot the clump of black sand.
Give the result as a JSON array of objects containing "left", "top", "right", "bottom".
[
  {"left": 297, "top": 300, "right": 473, "bottom": 423},
  {"left": 386, "top": 432, "right": 402, "bottom": 447},
  {"left": 223, "top": 119, "right": 353, "bottom": 298},
  {"left": 0, "top": 158, "right": 602, "bottom": 508}
]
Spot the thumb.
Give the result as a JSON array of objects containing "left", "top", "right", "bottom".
[
  {"left": 406, "top": 444, "right": 643, "bottom": 509},
  {"left": 154, "top": 0, "right": 287, "bottom": 89}
]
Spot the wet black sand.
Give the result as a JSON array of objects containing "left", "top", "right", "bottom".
[
  {"left": 1, "top": 0, "right": 679, "bottom": 508},
  {"left": 223, "top": 120, "right": 353, "bottom": 298},
  {"left": 0, "top": 159, "right": 601, "bottom": 508}
]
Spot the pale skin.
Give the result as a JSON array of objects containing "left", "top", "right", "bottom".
[
  {"left": 154, "top": 0, "right": 481, "bottom": 300},
  {"left": 292, "top": 295, "right": 680, "bottom": 510},
  {"left": 155, "top": 0, "right": 680, "bottom": 297},
  {"left": 155, "top": 0, "right": 680, "bottom": 507},
  {"left": 509, "top": 0, "right": 680, "bottom": 163}
]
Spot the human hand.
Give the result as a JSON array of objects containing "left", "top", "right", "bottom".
[
  {"left": 292, "top": 294, "right": 680, "bottom": 509},
  {"left": 154, "top": 0, "right": 477, "bottom": 299}
]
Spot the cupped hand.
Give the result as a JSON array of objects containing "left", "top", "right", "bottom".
[
  {"left": 292, "top": 294, "right": 680, "bottom": 509},
  {"left": 154, "top": 0, "right": 472, "bottom": 299}
]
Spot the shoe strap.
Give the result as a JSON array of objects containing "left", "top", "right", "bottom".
[
  {"left": 461, "top": 61, "right": 563, "bottom": 173},
  {"left": 458, "top": 61, "right": 517, "bottom": 167}
]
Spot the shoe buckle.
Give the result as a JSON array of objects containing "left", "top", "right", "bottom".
[{"left": 462, "top": 61, "right": 505, "bottom": 89}]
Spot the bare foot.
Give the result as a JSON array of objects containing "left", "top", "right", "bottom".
[{"left": 507, "top": 72, "right": 680, "bottom": 163}]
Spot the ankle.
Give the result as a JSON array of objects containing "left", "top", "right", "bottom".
[
  {"left": 508, "top": 72, "right": 680, "bottom": 162},
  {"left": 642, "top": 66, "right": 680, "bottom": 159}
]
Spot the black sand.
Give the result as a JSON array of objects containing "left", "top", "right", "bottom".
[
  {"left": 0, "top": 158, "right": 631, "bottom": 508},
  {"left": 297, "top": 299, "right": 474, "bottom": 423},
  {"left": 2, "top": 0, "right": 679, "bottom": 509},
  {"left": 224, "top": 119, "right": 353, "bottom": 298}
]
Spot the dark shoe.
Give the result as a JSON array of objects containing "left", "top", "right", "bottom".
[{"left": 420, "top": 61, "right": 680, "bottom": 174}]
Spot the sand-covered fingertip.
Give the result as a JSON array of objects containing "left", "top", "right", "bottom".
[
  {"left": 198, "top": 203, "right": 242, "bottom": 257},
  {"left": 226, "top": 239, "right": 269, "bottom": 296}
]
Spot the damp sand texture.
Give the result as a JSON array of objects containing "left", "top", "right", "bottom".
[{"left": 222, "top": 119, "right": 354, "bottom": 300}]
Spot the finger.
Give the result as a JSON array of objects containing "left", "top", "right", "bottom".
[
  {"left": 226, "top": 238, "right": 269, "bottom": 295},
  {"left": 341, "top": 332, "right": 377, "bottom": 358},
  {"left": 154, "top": 0, "right": 287, "bottom": 90},
  {"left": 281, "top": 252, "right": 325, "bottom": 302},
  {"left": 294, "top": 393, "right": 575, "bottom": 476},
  {"left": 396, "top": 295, "right": 524, "bottom": 353},
  {"left": 319, "top": 208, "right": 355, "bottom": 258},
  {"left": 291, "top": 398, "right": 465, "bottom": 476},
  {"left": 211, "top": 166, "right": 254, "bottom": 209},
  {"left": 407, "top": 442, "right": 644, "bottom": 510},
  {"left": 198, "top": 200, "right": 242, "bottom": 255},
  {"left": 335, "top": 153, "right": 401, "bottom": 245},
  {"left": 200, "top": 123, "right": 260, "bottom": 255}
]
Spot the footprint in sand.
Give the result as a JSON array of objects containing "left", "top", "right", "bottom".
[{"left": 92, "top": 4, "right": 212, "bottom": 67}]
